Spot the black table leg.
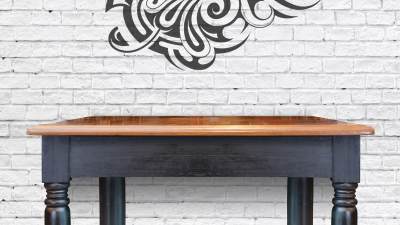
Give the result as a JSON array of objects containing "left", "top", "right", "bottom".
[
  {"left": 332, "top": 182, "right": 358, "bottom": 225},
  {"left": 44, "top": 182, "right": 71, "bottom": 225},
  {"left": 99, "top": 177, "right": 126, "bottom": 225},
  {"left": 287, "top": 177, "right": 313, "bottom": 225}
]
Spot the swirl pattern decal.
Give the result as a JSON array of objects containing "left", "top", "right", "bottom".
[{"left": 106, "top": 0, "right": 319, "bottom": 70}]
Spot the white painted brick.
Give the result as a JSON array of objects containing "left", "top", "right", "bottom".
[
  {"left": 304, "top": 42, "right": 335, "bottom": 56},
  {"left": 62, "top": 12, "right": 92, "bottom": 25},
  {"left": 134, "top": 58, "right": 165, "bottom": 74},
  {"left": 276, "top": 75, "right": 304, "bottom": 88},
  {"left": 258, "top": 58, "right": 289, "bottom": 72},
  {"left": 0, "top": 75, "right": 29, "bottom": 88},
  {"left": 291, "top": 58, "right": 322, "bottom": 73},
  {"left": 383, "top": 0, "right": 400, "bottom": 10},
  {"left": 336, "top": 11, "right": 366, "bottom": 25},
  {"left": 136, "top": 90, "right": 166, "bottom": 104},
  {"left": 12, "top": 0, "right": 42, "bottom": 9},
  {"left": 153, "top": 76, "right": 183, "bottom": 89},
  {"left": 325, "top": 27, "right": 354, "bottom": 40},
  {"left": 255, "top": 27, "right": 293, "bottom": 41},
  {"left": 245, "top": 203, "right": 275, "bottom": 217},
  {"left": 32, "top": 11, "right": 61, "bottom": 25},
  {"left": 0, "top": 11, "right": 31, "bottom": 25},
  {"left": 355, "top": 27, "right": 385, "bottom": 40},
  {"left": 30, "top": 75, "right": 59, "bottom": 89},
  {"left": 12, "top": 59, "right": 41, "bottom": 73},
  {"left": 105, "top": 90, "right": 135, "bottom": 104},
  {"left": 61, "top": 75, "right": 92, "bottom": 89},
  {"left": 214, "top": 75, "right": 244, "bottom": 89},
  {"left": 103, "top": 59, "right": 133, "bottom": 73},
  {"left": 323, "top": 0, "right": 351, "bottom": 9},
  {"left": 215, "top": 203, "right": 245, "bottom": 217},
  {"left": 11, "top": 90, "right": 42, "bottom": 104},
  {"left": 74, "top": 91, "right": 104, "bottom": 104},
  {"left": 214, "top": 105, "right": 243, "bottom": 115},
  {"left": 365, "top": 170, "right": 396, "bottom": 185},
  {"left": 198, "top": 90, "right": 228, "bottom": 104},
  {"left": 76, "top": 0, "right": 105, "bottom": 10},
  {"left": 306, "top": 11, "right": 335, "bottom": 25},
  {"left": 121, "top": 106, "right": 152, "bottom": 115},
  {"left": 43, "top": 58, "right": 72, "bottom": 72},
  {"left": 366, "top": 75, "right": 396, "bottom": 88},
  {"left": 26, "top": 106, "right": 58, "bottom": 120},
  {"left": 336, "top": 75, "right": 365, "bottom": 88},
  {"left": 62, "top": 43, "right": 92, "bottom": 57},
  {"left": 352, "top": 90, "right": 381, "bottom": 104},
  {"left": 182, "top": 105, "right": 213, "bottom": 115},
  {"left": 44, "top": 0, "right": 74, "bottom": 10},
  {"left": 168, "top": 90, "right": 197, "bottom": 104},
  {"left": 74, "top": 27, "right": 108, "bottom": 41},
  {"left": 275, "top": 105, "right": 305, "bottom": 116},
  {"left": 184, "top": 75, "right": 213, "bottom": 89},
  {"left": 353, "top": 0, "right": 381, "bottom": 9},
  {"left": 14, "top": 26, "right": 74, "bottom": 41},
  {"left": 244, "top": 75, "right": 275, "bottom": 88},
  {"left": 367, "top": 12, "right": 395, "bottom": 25},
  {"left": 73, "top": 58, "right": 103, "bottom": 73},
  {"left": 226, "top": 58, "right": 257, "bottom": 73},
  {"left": 0, "top": 0, "right": 11, "bottom": 9},
  {"left": 123, "top": 75, "right": 152, "bottom": 88},
  {"left": 229, "top": 91, "right": 257, "bottom": 104},
  {"left": 44, "top": 90, "right": 73, "bottom": 104},
  {"left": 244, "top": 42, "right": 274, "bottom": 56},
  {"left": 92, "top": 76, "right": 122, "bottom": 89},
  {"left": 304, "top": 75, "right": 335, "bottom": 89},
  {"left": 367, "top": 106, "right": 397, "bottom": 120},
  {"left": 337, "top": 105, "right": 365, "bottom": 120},
  {"left": 259, "top": 91, "right": 290, "bottom": 104},
  {"left": 291, "top": 91, "right": 321, "bottom": 104},
  {"left": 275, "top": 41, "right": 304, "bottom": 56},
  {"left": 324, "top": 59, "right": 353, "bottom": 73},
  {"left": 294, "top": 26, "right": 324, "bottom": 40}
]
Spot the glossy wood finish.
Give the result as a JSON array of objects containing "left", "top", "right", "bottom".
[{"left": 28, "top": 116, "right": 374, "bottom": 136}]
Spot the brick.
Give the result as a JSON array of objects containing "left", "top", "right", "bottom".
[
  {"left": 229, "top": 91, "right": 257, "bottom": 104},
  {"left": 136, "top": 90, "right": 166, "bottom": 104},
  {"left": 74, "top": 91, "right": 104, "bottom": 104},
  {"left": 168, "top": 90, "right": 197, "bottom": 104}
]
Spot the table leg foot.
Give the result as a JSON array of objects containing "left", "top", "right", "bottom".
[
  {"left": 332, "top": 182, "right": 358, "bottom": 225},
  {"left": 44, "top": 182, "right": 71, "bottom": 225},
  {"left": 287, "top": 177, "right": 313, "bottom": 225},
  {"left": 99, "top": 177, "right": 126, "bottom": 225}
]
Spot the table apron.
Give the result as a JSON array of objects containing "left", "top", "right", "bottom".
[{"left": 41, "top": 136, "right": 360, "bottom": 183}]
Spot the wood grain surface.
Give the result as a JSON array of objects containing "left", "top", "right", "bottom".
[{"left": 27, "top": 116, "right": 374, "bottom": 136}]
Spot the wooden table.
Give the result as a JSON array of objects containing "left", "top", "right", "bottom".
[{"left": 27, "top": 116, "right": 374, "bottom": 225}]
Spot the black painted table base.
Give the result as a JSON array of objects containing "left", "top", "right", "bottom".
[{"left": 42, "top": 136, "right": 360, "bottom": 225}]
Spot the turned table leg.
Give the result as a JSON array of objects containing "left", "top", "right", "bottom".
[
  {"left": 287, "top": 177, "right": 314, "bottom": 225},
  {"left": 44, "top": 183, "right": 71, "bottom": 225},
  {"left": 99, "top": 177, "right": 126, "bottom": 225},
  {"left": 332, "top": 182, "right": 358, "bottom": 225}
]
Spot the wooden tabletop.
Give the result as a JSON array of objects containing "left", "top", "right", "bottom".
[{"left": 27, "top": 116, "right": 374, "bottom": 136}]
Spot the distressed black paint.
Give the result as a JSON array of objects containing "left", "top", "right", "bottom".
[{"left": 287, "top": 177, "right": 313, "bottom": 225}]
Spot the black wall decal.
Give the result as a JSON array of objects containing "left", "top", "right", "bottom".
[{"left": 106, "top": 0, "right": 319, "bottom": 70}]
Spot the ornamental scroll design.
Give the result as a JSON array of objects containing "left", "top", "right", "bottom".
[{"left": 106, "top": 0, "right": 319, "bottom": 70}]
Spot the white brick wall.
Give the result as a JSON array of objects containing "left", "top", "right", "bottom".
[{"left": 0, "top": 0, "right": 399, "bottom": 224}]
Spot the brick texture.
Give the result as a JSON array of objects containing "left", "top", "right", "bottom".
[{"left": 0, "top": 1, "right": 399, "bottom": 225}]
